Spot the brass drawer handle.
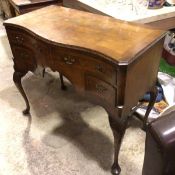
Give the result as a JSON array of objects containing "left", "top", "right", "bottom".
[
  {"left": 95, "top": 84, "right": 107, "bottom": 93},
  {"left": 63, "top": 57, "right": 75, "bottom": 65}
]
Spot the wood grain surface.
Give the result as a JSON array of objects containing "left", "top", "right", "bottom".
[{"left": 4, "top": 5, "right": 165, "bottom": 64}]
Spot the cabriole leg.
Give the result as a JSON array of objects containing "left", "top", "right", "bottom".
[
  {"left": 108, "top": 116, "right": 128, "bottom": 175},
  {"left": 59, "top": 73, "right": 67, "bottom": 90},
  {"left": 13, "top": 71, "right": 30, "bottom": 115}
]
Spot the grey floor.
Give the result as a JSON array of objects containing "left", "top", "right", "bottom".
[{"left": 0, "top": 15, "right": 145, "bottom": 175}]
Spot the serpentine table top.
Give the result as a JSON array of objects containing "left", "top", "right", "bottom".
[
  {"left": 4, "top": 5, "right": 165, "bottom": 64},
  {"left": 3, "top": 5, "right": 166, "bottom": 175}
]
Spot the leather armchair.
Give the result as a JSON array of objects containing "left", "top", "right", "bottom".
[{"left": 142, "top": 110, "right": 175, "bottom": 175}]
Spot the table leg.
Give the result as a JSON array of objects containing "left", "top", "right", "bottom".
[
  {"left": 108, "top": 116, "right": 128, "bottom": 175},
  {"left": 42, "top": 68, "right": 45, "bottom": 78},
  {"left": 42, "top": 69, "right": 66, "bottom": 90},
  {"left": 59, "top": 73, "right": 67, "bottom": 90},
  {"left": 143, "top": 86, "right": 158, "bottom": 130},
  {"left": 13, "top": 71, "right": 30, "bottom": 115}
]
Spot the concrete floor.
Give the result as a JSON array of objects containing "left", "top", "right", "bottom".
[{"left": 0, "top": 15, "right": 145, "bottom": 175}]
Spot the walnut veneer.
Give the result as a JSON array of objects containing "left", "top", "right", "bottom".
[{"left": 4, "top": 6, "right": 166, "bottom": 175}]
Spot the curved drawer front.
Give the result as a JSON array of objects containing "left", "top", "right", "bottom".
[
  {"left": 12, "top": 46, "right": 37, "bottom": 72},
  {"left": 52, "top": 46, "right": 117, "bottom": 85},
  {"left": 85, "top": 74, "right": 116, "bottom": 106},
  {"left": 7, "top": 28, "right": 52, "bottom": 67},
  {"left": 7, "top": 29, "right": 37, "bottom": 49},
  {"left": 34, "top": 40, "right": 52, "bottom": 67},
  {"left": 7, "top": 28, "right": 117, "bottom": 85}
]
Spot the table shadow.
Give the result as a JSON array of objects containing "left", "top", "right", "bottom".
[{"left": 0, "top": 71, "right": 143, "bottom": 174}]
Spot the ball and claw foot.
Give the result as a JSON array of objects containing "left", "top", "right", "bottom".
[
  {"left": 23, "top": 108, "right": 30, "bottom": 116},
  {"left": 111, "top": 164, "right": 121, "bottom": 175}
]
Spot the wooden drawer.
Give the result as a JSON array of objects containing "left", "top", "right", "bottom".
[
  {"left": 52, "top": 46, "right": 116, "bottom": 85},
  {"left": 7, "top": 29, "right": 37, "bottom": 49},
  {"left": 85, "top": 74, "right": 116, "bottom": 105},
  {"left": 12, "top": 46, "right": 36, "bottom": 72},
  {"left": 34, "top": 40, "right": 52, "bottom": 67},
  {"left": 7, "top": 28, "right": 52, "bottom": 67}
]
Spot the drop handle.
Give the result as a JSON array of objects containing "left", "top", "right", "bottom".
[{"left": 63, "top": 57, "right": 75, "bottom": 65}]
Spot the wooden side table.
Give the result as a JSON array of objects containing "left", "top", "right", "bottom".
[{"left": 4, "top": 6, "right": 166, "bottom": 174}]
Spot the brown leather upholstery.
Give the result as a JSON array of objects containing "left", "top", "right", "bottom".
[{"left": 143, "top": 111, "right": 175, "bottom": 175}]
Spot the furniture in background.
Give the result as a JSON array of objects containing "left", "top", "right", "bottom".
[
  {"left": 0, "top": 0, "right": 15, "bottom": 18},
  {"left": 8, "top": 0, "right": 62, "bottom": 16},
  {"left": 63, "top": 0, "right": 175, "bottom": 30},
  {"left": 143, "top": 110, "right": 175, "bottom": 175},
  {"left": 1, "top": 0, "right": 62, "bottom": 18},
  {"left": 4, "top": 6, "right": 165, "bottom": 175},
  {"left": 0, "top": 2, "right": 1, "bottom": 15}
]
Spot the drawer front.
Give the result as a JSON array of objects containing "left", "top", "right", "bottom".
[
  {"left": 85, "top": 74, "right": 116, "bottom": 105},
  {"left": 12, "top": 46, "right": 37, "bottom": 72},
  {"left": 81, "top": 54, "right": 116, "bottom": 85},
  {"left": 7, "top": 29, "right": 37, "bottom": 49},
  {"left": 7, "top": 29, "right": 52, "bottom": 67},
  {"left": 52, "top": 46, "right": 116, "bottom": 85},
  {"left": 34, "top": 40, "right": 52, "bottom": 67}
]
